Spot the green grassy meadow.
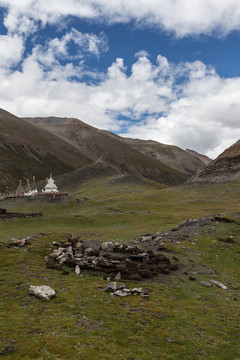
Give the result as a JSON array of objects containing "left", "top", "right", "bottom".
[{"left": 0, "top": 177, "right": 239, "bottom": 359}]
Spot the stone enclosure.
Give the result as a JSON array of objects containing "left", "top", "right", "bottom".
[{"left": 46, "top": 238, "right": 178, "bottom": 281}]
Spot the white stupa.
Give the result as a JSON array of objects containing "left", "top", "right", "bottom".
[{"left": 43, "top": 174, "right": 59, "bottom": 194}]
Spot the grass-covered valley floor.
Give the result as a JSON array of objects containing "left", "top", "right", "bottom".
[{"left": 0, "top": 177, "right": 239, "bottom": 360}]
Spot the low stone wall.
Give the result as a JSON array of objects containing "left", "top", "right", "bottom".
[
  {"left": 0, "top": 208, "right": 42, "bottom": 220},
  {"left": 46, "top": 238, "right": 178, "bottom": 281}
]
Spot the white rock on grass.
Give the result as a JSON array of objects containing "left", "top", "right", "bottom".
[
  {"left": 209, "top": 280, "right": 228, "bottom": 290},
  {"left": 114, "top": 290, "right": 130, "bottom": 297},
  {"left": 29, "top": 285, "right": 56, "bottom": 301},
  {"left": 131, "top": 288, "right": 142, "bottom": 294},
  {"left": 75, "top": 265, "right": 81, "bottom": 275}
]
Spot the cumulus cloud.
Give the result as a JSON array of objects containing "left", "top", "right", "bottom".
[
  {"left": 31, "top": 29, "right": 108, "bottom": 70},
  {"left": 2, "top": 0, "right": 240, "bottom": 37},
  {"left": 0, "top": 34, "right": 24, "bottom": 68},
  {"left": 0, "top": 47, "right": 239, "bottom": 158},
  {"left": 1, "top": 1, "right": 240, "bottom": 158},
  {"left": 4, "top": 9, "right": 37, "bottom": 35}
]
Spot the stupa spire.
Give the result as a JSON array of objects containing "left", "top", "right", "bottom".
[{"left": 43, "top": 173, "right": 59, "bottom": 194}]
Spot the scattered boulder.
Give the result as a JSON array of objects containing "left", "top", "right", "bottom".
[
  {"left": 104, "top": 282, "right": 117, "bottom": 292},
  {"left": 29, "top": 285, "right": 56, "bottom": 301}
]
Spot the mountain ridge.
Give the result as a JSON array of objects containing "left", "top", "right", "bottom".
[
  {"left": 0, "top": 108, "right": 211, "bottom": 191},
  {"left": 24, "top": 116, "right": 190, "bottom": 186}
]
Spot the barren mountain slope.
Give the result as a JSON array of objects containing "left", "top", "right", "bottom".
[
  {"left": 122, "top": 138, "right": 209, "bottom": 175},
  {"left": 189, "top": 140, "right": 240, "bottom": 183},
  {"left": 0, "top": 109, "right": 93, "bottom": 190},
  {"left": 185, "top": 149, "right": 212, "bottom": 166},
  {"left": 24, "top": 117, "right": 189, "bottom": 185}
]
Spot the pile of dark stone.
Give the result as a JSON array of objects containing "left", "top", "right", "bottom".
[
  {"left": 46, "top": 238, "right": 178, "bottom": 281},
  {"left": 0, "top": 208, "right": 42, "bottom": 220}
]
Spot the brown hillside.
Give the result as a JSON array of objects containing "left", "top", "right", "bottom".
[
  {"left": 122, "top": 138, "right": 209, "bottom": 175},
  {"left": 0, "top": 109, "right": 93, "bottom": 190},
  {"left": 188, "top": 140, "right": 240, "bottom": 183},
  {"left": 24, "top": 116, "right": 189, "bottom": 185},
  {"left": 185, "top": 149, "right": 212, "bottom": 166}
]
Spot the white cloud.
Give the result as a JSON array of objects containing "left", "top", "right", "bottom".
[
  {"left": 4, "top": 9, "right": 37, "bottom": 35},
  {"left": 2, "top": 0, "right": 240, "bottom": 37},
  {"left": 0, "top": 1, "right": 240, "bottom": 158},
  {"left": 0, "top": 34, "right": 24, "bottom": 68},
  {"left": 30, "top": 29, "right": 108, "bottom": 70},
  {"left": 0, "top": 48, "right": 239, "bottom": 158}
]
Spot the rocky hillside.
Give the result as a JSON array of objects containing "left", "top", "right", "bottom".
[
  {"left": 189, "top": 140, "right": 240, "bottom": 183},
  {"left": 0, "top": 109, "right": 93, "bottom": 191}
]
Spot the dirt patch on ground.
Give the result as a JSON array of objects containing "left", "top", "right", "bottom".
[{"left": 135, "top": 214, "right": 238, "bottom": 250}]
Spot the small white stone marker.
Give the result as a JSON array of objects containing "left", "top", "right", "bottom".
[{"left": 75, "top": 265, "right": 81, "bottom": 275}]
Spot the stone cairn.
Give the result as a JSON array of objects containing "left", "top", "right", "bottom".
[{"left": 46, "top": 238, "right": 178, "bottom": 281}]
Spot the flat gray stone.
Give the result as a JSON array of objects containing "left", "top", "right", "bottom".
[
  {"left": 104, "top": 282, "right": 117, "bottom": 292},
  {"left": 29, "top": 285, "right": 56, "bottom": 301}
]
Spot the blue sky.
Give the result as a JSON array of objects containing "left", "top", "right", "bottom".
[{"left": 1, "top": 1, "right": 240, "bottom": 158}]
